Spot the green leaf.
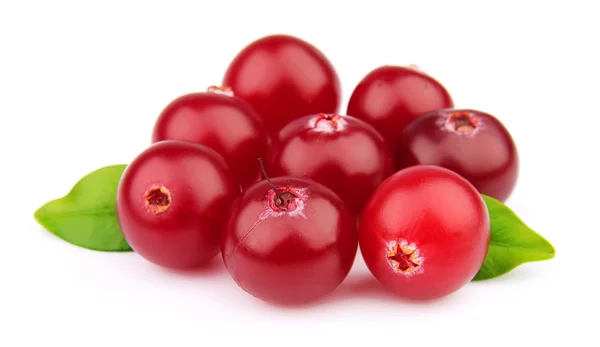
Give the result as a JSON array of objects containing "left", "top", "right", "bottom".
[
  {"left": 34, "top": 164, "right": 132, "bottom": 252},
  {"left": 473, "top": 195, "right": 555, "bottom": 281}
]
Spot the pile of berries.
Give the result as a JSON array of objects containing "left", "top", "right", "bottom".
[{"left": 116, "top": 34, "right": 519, "bottom": 305}]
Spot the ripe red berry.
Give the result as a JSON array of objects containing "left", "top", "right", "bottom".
[
  {"left": 395, "top": 109, "right": 519, "bottom": 202},
  {"left": 347, "top": 65, "right": 453, "bottom": 147},
  {"left": 266, "top": 113, "right": 393, "bottom": 216},
  {"left": 116, "top": 140, "right": 240, "bottom": 269},
  {"left": 222, "top": 34, "right": 341, "bottom": 135},
  {"left": 151, "top": 86, "right": 269, "bottom": 188},
  {"left": 221, "top": 168, "right": 358, "bottom": 306},
  {"left": 359, "top": 165, "right": 490, "bottom": 300}
]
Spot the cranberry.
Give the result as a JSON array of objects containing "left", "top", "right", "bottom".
[
  {"left": 346, "top": 65, "right": 453, "bottom": 147},
  {"left": 221, "top": 161, "right": 358, "bottom": 305},
  {"left": 395, "top": 109, "right": 519, "bottom": 202},
  {"left": 222, "top": 34, "right": 341, "bottom": 135},
  {"left": 151, "top": 86, "right": 269, "bottom": 188},
  {"left": 359, "top": 165, "right": 490, "bottom": 300},
  {"left": 116, "top": 140, "right": 240, "bottom": 269},
  {"left": 266, "top": 113, "right": 393, "bottom": 216}
]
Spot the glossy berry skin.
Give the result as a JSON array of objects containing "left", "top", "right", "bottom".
[
  {"left": 267, "top": 113, "right": 393, "bottom": 217},
  {"left": 222, "top": 34, "right": 341, "bottom": 135},
  {"left": 221, "top": 176, "right": 358, "bottom": 306},
  {"left": 395, "top": 109, "right": 519, "bottom": 202},
  {"left": 347, "top": 65, "right": 453, "bottom": 147},
  {"left": 151, "top": 87, "right": 269, "bottom": 188},
  {"left": 116, "top": 140, "right": 240, "bottom": 269},
  {"left": 359, "top": 165, "right": 490, "bottom": 300}
]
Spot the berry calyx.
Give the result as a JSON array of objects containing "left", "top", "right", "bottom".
[
  {"left": 207, "top": 85, "right": 234, "bottom": 96},
  {"left": 387, "top": 241, "right": 422, "bottom": 275},
  {"left": 258, "top": 157, "right": 302, "bottom": 213},
  {"left": 406, "top": 64, "right": 424, "bottom": 72},
  {"left": 144, "top": 185, "right": 171, "bottom": 214},
  {"left": 267, "top": 189, "right": 301, "bottom": 212},
  {"left": 446, "top": 111, "right": 479, "bottom": 134},
  {"left": 313, "top": 113, "right": 343, "bottom": 130}
]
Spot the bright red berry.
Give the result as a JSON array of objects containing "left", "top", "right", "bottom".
[
  {"left": 151, "top": 86, "right": 269, "bottom": 188},
  {"left": 395, "top": 109, "right": 519, "bottom": 202},
  {"left": 359, "top": 165, "right": 490, "bottom": 300},
  {"left": 347, "top": 65, "right": 453, "bottom": 147},
  {"left": 116, "top": 140, "right": 240, "bottom": 269},
  {"left": 221, "top": 167, "right": 358, "bottom": 306},
  {"left": 222, "top": 34, "right": 341, "bottom": 135},
  {"left": 266, "top": 113, "right": 393, "bottom": 216}
]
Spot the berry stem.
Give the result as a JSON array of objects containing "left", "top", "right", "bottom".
[{"left": 258, "top": 158, "right": 284, "bottom": 205}]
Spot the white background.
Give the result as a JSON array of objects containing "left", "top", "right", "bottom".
[{"left": 1, "top": 1, "right": 598, "bottom": 346}]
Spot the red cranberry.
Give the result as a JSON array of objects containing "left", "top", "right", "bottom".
[
  {"left": 116, "top": 140, "right": 240, "bottom": 269},
  {"left": 221, "top": 164, "right": 358, "bottom": 306},
  {"left": 222, "top": 34, "right": 341, "bottom": 135},
  {"left": 151, "top": 86, "right": 269, "bottom": 188},
  {"left": 346, "top": 65, "right": 453, "bottom": 147},
  {"left": 266, "top": 113, "right": 393, "bottom": 216},
  {"left": 395, "top": 109, "right": 519, "bottom": 202},
  {"left": 359, "top": 165, "right": 490, "bottom": 300}
]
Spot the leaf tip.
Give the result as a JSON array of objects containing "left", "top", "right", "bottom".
[
  {"left": 544, "top": 240, "right": 556, "bottom": 259},
  {"left": 531, "top": 231, "right": 556, "bottom": 261},
  {"left": 33, "top": 203, "right": 48, "bottom": 226}
]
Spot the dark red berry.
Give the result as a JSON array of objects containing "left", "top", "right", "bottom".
[
  {"left": 395, "top": 109, "right": 519, "bottom": 202},
  {"left": 266, "top": 113, "right": 393, "bottom": 216},
  {"left": 221, "top": 170, "right": 358, "bottom": 306},
  {"left": 222, "top": 34, "right": 341, "bottom": 135},
  {"left": 151, "top": 86, "right": 269, "bottom": 188},
  {"left": 116, "top": 140, "right": 240, "bottom": 269},
  {"left": 359, "top": 165, "right": 490, "bottom": 300},
  {"left": 347, "top": 65, "right": 453, "bottom": 147}
]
